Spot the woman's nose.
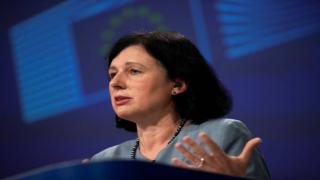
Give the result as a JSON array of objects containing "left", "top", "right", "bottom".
[{"left": 109, "top": 72, "right": 126, "bottom": 90}]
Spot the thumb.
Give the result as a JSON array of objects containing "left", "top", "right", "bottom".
[
  {"left": 81, "top": 158, "right": 91, "bottom": 163},
  {"left": 239, "top": 137, "right": 262, "bottom": 163}
]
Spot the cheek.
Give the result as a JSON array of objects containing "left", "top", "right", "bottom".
[
  {"left": 136, "top": 79, "right": 172, "bottom": 100},
  {"left": 137, "top": 81, "right": 153, "bottom": 91}
]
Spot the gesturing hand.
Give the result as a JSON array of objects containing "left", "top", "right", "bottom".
[
  {"left": 81, "top": 159, "right": 90, "bottom": 163},
  {"left": 171, "top": 132, "right": 262, "bottom": 177}
]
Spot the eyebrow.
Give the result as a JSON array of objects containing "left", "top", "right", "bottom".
[{"left": 109, "top": 61, "right": 146, "bottom": 71}]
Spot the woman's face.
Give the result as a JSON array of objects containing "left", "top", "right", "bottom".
[{"left": 108, "top": 45, "right": 175, "bottom": 122}]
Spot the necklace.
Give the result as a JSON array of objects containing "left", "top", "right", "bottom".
[{"left": 130, "top": 119, "right": 187, "bottom": 161}]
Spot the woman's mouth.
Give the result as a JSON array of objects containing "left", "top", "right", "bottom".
[{"left": 114, "top": 96, "right": 131, "bottom": 105}]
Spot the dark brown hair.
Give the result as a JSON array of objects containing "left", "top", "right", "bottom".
[{"left": 107, "top": 31, "right": 232, "bottom": 132}]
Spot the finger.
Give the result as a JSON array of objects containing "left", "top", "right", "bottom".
[
  {"left": 182, "top": 136, "right": 211, "bottom": 160},
  {"left": 171, "top": 157, "right": 191, "bottom": 169},
  {"left": 175, "top": 142, "right": 199, "bottom": 164},
  {"left": 198, "top": 132, "right": 224, "bottom": 157},
  {"left": 239, "top": 137, "right": 262, "bottom": 162},
  {"left": 172, "top": 157, "right": 214, "bottom": 173},
  {"left": 81, "top": 158, "right": 90, "bottom": 163}
]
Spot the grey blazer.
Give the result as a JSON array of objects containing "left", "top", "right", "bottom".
[{"left": 92, "top": 118, "right": 271, "bottom": 179}]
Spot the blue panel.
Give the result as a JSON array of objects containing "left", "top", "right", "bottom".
[
  {"left": 9, "top": 0, "right": 133, "bottom": 123},
  {"left": 228, "top": 22, "right": 320, "bottom": 57},
  {"left": 70, "top": 0, "right": 133, "bottom": 22},
  {"left": 189, "top": 0, "right": 213, "bottom": 63},
  {"left": 216, "top": 2, "right": 248, "bottom": 12},
  {"left": 85, "top": 90, "right": 109, "bottom": 106},
  {"left": 215, "top": 0, "right": 320, "bottom": 58},
  {"left": 10, "top": 2, "right": 83, "bottom": 123}
]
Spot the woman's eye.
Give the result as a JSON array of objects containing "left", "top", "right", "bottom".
[
  {"left": 130, "top": 69, "right": 141, "bottom": 75},
  {"left": 109, "top": 72, "right": 116, "bottom": 79}
]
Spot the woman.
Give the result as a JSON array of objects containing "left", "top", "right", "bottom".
[{"left": 90, "top": 31, "right": 270, "bottom": 179}]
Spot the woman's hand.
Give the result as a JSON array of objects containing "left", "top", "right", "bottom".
[
  {"left": 171, "top": 132, "right": 262, "bottom": 177},
  {"left": 81, "top": 158, "right": 90, "bottom": 163}
]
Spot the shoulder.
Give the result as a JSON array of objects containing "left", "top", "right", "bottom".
[
  {"left": 198, "top": 118, "right": 251, "bottom": 137},
  {"left": 194, "top": 118, "right": 253, "bottom": 151},
  {"left": 91, "top": 139, "right": 136, "bottom": 162},
  {"left": 200, "top": 118, "right": 247, "bottom": 127}
]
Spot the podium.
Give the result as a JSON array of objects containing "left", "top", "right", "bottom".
[{"left": 8, "top": 160, "right": 248, "bottom": 180}]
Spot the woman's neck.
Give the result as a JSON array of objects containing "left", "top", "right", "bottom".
[{"left": 135, "top": 113, "right": 181, "bottom": 160}]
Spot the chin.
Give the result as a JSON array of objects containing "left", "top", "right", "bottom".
[
  {"left": 117, "top": 112, "right": 143, "bottom": 123},
  {"left": 115, "top": 110, "right": 134, "bottom": 120}
]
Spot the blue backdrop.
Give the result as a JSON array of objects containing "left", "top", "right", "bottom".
[{"left": 1, "top": 0, "right": 319, "bottom": 179}]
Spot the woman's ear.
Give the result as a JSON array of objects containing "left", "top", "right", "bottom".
[{"left": 171, "top": 79, "right": 187, "bottom": 95}]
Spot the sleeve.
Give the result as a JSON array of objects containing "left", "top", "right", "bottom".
[{"left": 219, "top": 119, "right": 271, "bottom": 180}]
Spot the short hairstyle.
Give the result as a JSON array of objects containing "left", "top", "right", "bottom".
[{"left": 107, "top": 31, "right": 232, "bottom": 132}]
